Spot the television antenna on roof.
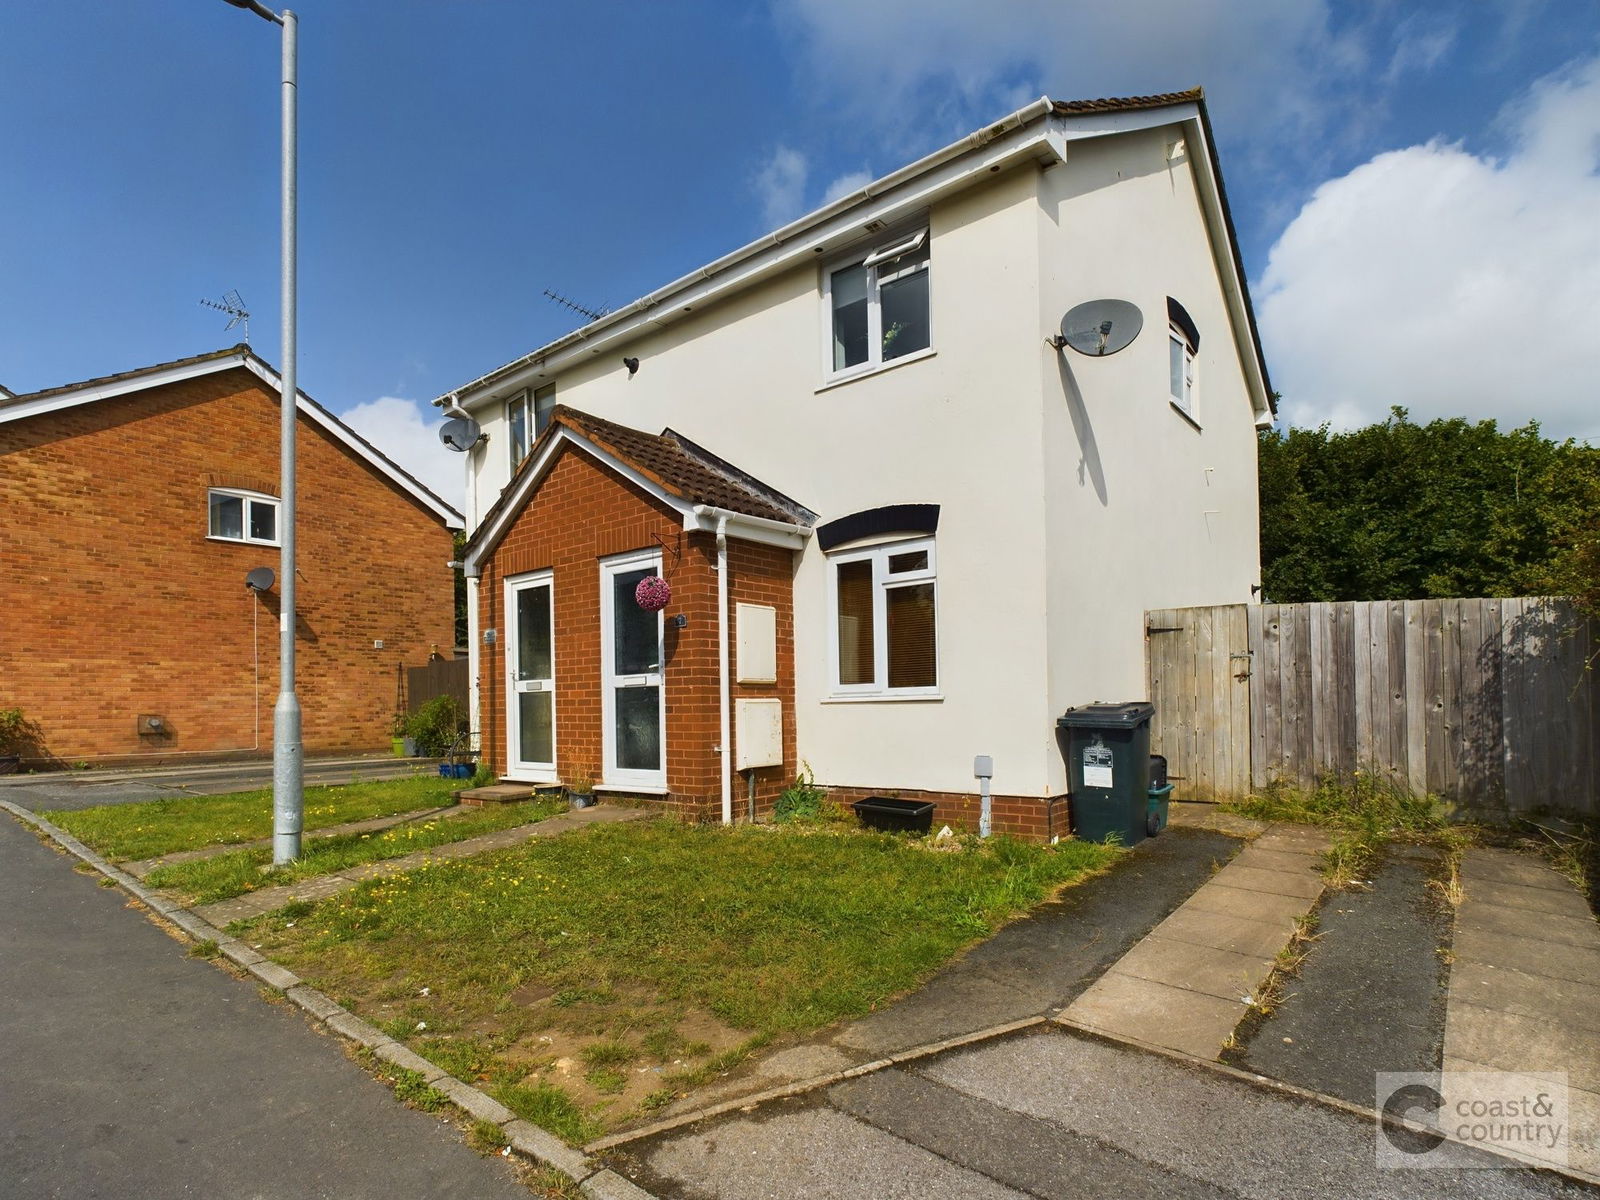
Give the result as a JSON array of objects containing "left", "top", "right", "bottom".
[
  {"left": 542, "top": 287, "right": 610, "bottom": 323},
  {"left": 201, "top": 290, "right": 251, "bottom": 342}
]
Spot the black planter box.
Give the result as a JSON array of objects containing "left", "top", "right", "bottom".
[{"left": 851, "top": 796, "right": 936, "bottom": 834}]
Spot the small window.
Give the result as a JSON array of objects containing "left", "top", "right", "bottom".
[
  {"left": 208, "top": 489, "right": 279, "bottom": 546},
  {"left": 508, "top": 384, "right": 557, "bottom": 470},
  {"left": 1169, "top": 326, "right": 1196, "bottom": 416},
  {"left": 825, "top": 228, "right": 930, "bottom": 377},
  {"left": 829, "top": 537, "right": 938, "bottom": 696}
]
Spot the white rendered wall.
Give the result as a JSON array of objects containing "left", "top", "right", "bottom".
[{"left": 1035, "top": 126, "right": 1262, "bottom": 793}]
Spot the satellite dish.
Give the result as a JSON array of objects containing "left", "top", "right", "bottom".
[
  {"left": 439, "top": 415, "right": 482, "bottom": 453},
  {"left": 245, "top": 566, "right": 276, "bottom": 592},
  {"left": 1058, "top": 299, "right": 1143, "bottom": 357}
]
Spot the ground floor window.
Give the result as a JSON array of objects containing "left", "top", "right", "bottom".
[{"left": 828, "top": 536, "right": 938, "bottom": 697}]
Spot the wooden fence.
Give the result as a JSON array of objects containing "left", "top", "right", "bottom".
[
  {"left": 405, "top": 656, "right": 469, "bottom": 715},
  {"left": 1146, "top": 598, "right": 1599, "bottom": 818}
]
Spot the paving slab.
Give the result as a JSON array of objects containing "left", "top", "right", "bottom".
[
  {"left": 1457, "top": 899, "right": 1600, "bottom": 951},
  {"left": 1229, "top": 846, "right": 1325, "bottom": 875},
  {"left": 1153, "top": 906, "right": 1301, "bottom": 958},
  {"left": 1211, "top": 862, "right": 1325, "bottom": 899},
  {"left": 1179, "top": 881, "right": 1311, "bottom": 927},
  {"left": 1168, "top": 803, "right": 1267, "bottom": 837},
  {"left": 1454, "top": 926, "right": 1600, "bottom": 987},
  {"left": 1445, "top": 1002, "right": 1600, "bottom": 1094},
  {"left": 1061, "top": 970, "right": 1247, "bottom": 1059},
  {"left": 1461, "top": 849, "right": 1576, "bottom": 894},
  {"left": 1450, "top": 962, "right": 1600, "bottom": 1034},
  {"left": 1464, "top": 877, "right": 1597, "bottom": 921},
  {"left": 1108, "top": 934, "right": 1274, "bottom": 1002}
]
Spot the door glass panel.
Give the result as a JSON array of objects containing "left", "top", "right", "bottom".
[
  {"left": 517, "top": 585, "right": 552, "bottom": 680},
  {"left": 612, "top": 568, "right": 659, "bottom": 674},
  {"left": 519, "top": 691, "right": 553, "bottom": 764},
  {"left": 615, "top": 687, "right": 661, "bottom": 771}
]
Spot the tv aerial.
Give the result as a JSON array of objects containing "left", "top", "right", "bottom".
[
  {"left": 542, "top": 288, "right": 610, "bottom": 323},
  {"left": 439, "top": 414, "right": 484, "bottom": 453},
  {"left": 201, "top": 290, "right": 251, "bottom": 342},
  {"left": 1051, "top": 299, "right": 1143, "bottom": 357}
]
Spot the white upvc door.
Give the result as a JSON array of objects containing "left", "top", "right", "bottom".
[
  {"left": 506, "top": 570, "right": 556, "bottom": 780},
  {"left": 600, "top": 550, "right": 666, "bottom": 790}
]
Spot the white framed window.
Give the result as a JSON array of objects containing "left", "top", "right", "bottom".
[
  {"left": 827, "top": 536, "right": 939, "bottom": 698},
  {"left": 823, "top": 227, "right": 931, "bottom": 379},
  {"left": 207, "top": 488, "right": 279, "bottom": 546},
  {"left": 1169, "top": 325, "right": 1197, "bottom": 418},
  {"left": 507, "top": 383, "right": 556, "bottom": 470}
]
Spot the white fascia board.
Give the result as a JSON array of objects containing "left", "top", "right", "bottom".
[
  {"left": 241, "top": 359, "right": 464, "bottom": 528},
  {"left": 0, "top": 352, "right": 253, "bottom": 427},
  {"left": 461, "top": 427, "right": 691, "bottom": 577},
  {"left": 1180, "top": 115, "right": 1274, "bottom": 424}
]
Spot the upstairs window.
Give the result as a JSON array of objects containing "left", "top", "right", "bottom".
[
  {"left": 829, "top": 536, "right": 938, "bottom": 697},
  {"left": 825, "top": 229, "right": 931, "bottom": 377},
  {"left": 1169, "top": 326, "right": 1196, "bottom": 417},
  {"left": 507, "top": 384, "right": 556, "bottom": 470},
  {"left": 208, "top": 489, "right": 279, "bottom": 546}
]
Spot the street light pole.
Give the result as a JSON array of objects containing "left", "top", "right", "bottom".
[{"left": 224, "top": 0, "right": 302, "bottom": 865}]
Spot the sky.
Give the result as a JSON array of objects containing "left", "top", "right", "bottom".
[{"left": 4, "top": 1, "right": 1598, "bottom": 508}]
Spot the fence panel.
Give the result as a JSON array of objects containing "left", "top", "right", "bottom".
[
  {"left": 1144, "top": 597, "right": 1598, "bottom": 818},
  {"left": 405, "top": 656, "right": 469, "bottom": 715}
]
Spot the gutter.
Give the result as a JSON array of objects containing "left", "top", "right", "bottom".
[{"left": 714, "top": 514, "right": 731, "bottom": 826}]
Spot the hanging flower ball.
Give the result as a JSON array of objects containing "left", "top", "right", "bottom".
[{"left": 635, "top": 575, "right": 671, "bottom": 612}]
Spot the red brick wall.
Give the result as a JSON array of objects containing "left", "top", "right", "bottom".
[
  {"left": 0, "top": 367, "right": 456, "bottom": 763},
  {"left": 824, "top": 785, "right": 1065, "bottom": 841},
  {"left": 476, "top": 444, "right": 797, "bottom": 817}
]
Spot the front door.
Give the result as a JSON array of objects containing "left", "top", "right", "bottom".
[
  {"left": 600, "top": 551, "right": 665, "bottom": 789},
  {"left": 506, "top": 571, "right": 555, "bottom": 779}
]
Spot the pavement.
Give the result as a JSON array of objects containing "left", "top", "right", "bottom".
[
  {"left": 0, "top": 753, "right": 428, "bottom": 811},
  {"left": 0, "top": 807, "right": 531, "bottom": 1200}
]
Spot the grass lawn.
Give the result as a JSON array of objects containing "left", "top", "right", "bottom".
[
  {"left": 145, "top": 797, "right": 568, "bottom": 905},
  {"left": 51, "top": 775, "right": 470, "bottom": 862},
  {"left": 240, "top": 819, "right": 1119, "bottom": 1142}
]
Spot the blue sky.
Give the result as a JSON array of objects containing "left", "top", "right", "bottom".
[{"left": 4, "top": 1, "right": 1597, "bottom": 503}]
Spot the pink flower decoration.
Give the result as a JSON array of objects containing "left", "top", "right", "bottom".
[{"left": 634, "top": 575, "right": 671, "bottom": 612}]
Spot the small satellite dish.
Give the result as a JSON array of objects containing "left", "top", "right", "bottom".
[
  {"left": 245, "top": 566, "right": 276, "bottom": 592},
  {"left": 439, "top": 416, "right": 482, "bottom": 453},
  {"left": 1058, "top": 299, "right": 1143, "bottom": 357}
]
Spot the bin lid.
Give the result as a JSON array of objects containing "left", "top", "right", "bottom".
[{"left": 1057, "top": 701, "right": 1156, "bottom": 729}]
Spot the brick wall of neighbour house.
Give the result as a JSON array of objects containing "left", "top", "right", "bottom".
[
  {"left": 823, "top": 785, "right": 1063, "bottom": 841},
  {"left": 476, "top": 443, "right": 798, "bottom": 818},
  {"left": 0, "top": 368, "right": 456, "bottom": 764}
]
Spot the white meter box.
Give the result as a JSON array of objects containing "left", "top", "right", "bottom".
[{"left": 735, "top": 698, "right": 783, "bottom": 769}]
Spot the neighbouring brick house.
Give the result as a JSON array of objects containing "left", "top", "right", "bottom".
[
  {"left": 0, "top": 345, "right": 462, "bottom": 765},
  {"left": 447, "top": 91, "right": 1275, "bottom": 836}
]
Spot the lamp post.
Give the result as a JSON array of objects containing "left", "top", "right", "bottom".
[{"left": 224, "top": 0, "right": 302, "bottom": 865}]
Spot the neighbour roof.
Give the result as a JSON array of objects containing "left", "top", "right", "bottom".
[
  {"left": 0, "top": 344, "right": 463, "bottom": 528},
  {"left": 436, "top": 87, "right": 1273, "bottom": 420},
  {"left": 463, "top": 404, "right": 813, "bottom": 561}
]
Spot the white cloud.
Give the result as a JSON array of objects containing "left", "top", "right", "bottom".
[
  {"left": 821, "top": 169, "right": 874, "bottom": 205},
  {"left": 339, "top": 395, "right": 466, "bottom": 509},
  {"left": 1258, "top": 54, "right": 1600, "bottom": 442},
  {"left": 753, "top": 145, "right": 810, "bottom": 228}
]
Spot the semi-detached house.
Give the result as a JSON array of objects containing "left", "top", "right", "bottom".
[{"left": 440, "top": 89, "right": 1274, "bottom": 836}]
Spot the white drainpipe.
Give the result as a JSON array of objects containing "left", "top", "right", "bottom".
[{"left": 716, "top": 514, "right": 732, "bottom": 825}]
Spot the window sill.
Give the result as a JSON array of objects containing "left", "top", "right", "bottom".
[
  {"left": 1169, "top": 401, "right": 1202, "bottom": 431},
  {"left": 816, "top": 347, "right": 937, "bottom": 394},
  {"left": 820, "top": 692, "right": 944, "bottom": 704},
  {"left": 595, "top": 782, "right": 669, "bottom": 795},
  {"left": 206, "top": 535, "right": 281, "bottom": 548}
]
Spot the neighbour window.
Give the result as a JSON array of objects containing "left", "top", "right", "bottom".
[
  {"left": 208, "top": 489, "right": 279, "bottom": 546},
  {"left": 825, "top": 228, "right": 931, "bottom": 376},
  {"left": 507, "top": 384, "right": 558, "bottom": 470},
  {"left": 1169, "top": 325, "right": 1196, "bottom": 417},
  {"left": 829, "top": 536, "right": 938, "bottom": 696}
]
